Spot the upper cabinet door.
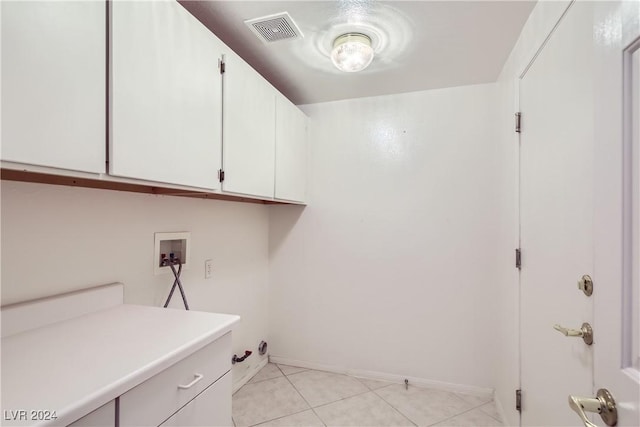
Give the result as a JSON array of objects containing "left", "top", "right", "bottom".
[
  {"left": 222, "top": 50, "right": 276, "bottom": 198},
  {"left": 110, "top": 0, "right": 222, "bottom": 190},
  {"left": 275, "top": 95, "right": 307, "bottom": 203},
  {"left": 1, "top": 1, "right": 106, "bottom": 173}
]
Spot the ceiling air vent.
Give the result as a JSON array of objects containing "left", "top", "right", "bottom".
[{"left": 244, "top": 12, "right": 303, "bottom": 43}]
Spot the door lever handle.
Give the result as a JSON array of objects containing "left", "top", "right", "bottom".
[
  {"left": 569, "top": 395, "right": 599, "bottom": 427},
  {"left": 553, "top": 322, "right": 593, "bottom": 345},
  {"left": 568, "top": 389, "right": 617, "bottom": 427},
  {"left": 554, "top": 324, "right": 584, "bottom": 337}
]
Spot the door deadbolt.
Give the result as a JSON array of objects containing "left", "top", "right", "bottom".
[
  {"left": 553, "top": 322, "right": 593, "bottom": 345},
  {"left": 578, "top": 275, "right": 593, "bottom": 296}
]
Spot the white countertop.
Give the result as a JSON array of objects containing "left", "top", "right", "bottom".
[{"left": 1, "top": 304, "right": 240, "bottom": 426}]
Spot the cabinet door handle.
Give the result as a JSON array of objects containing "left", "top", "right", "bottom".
[{"left": 178, "top": 373, "right": 204, "bottom": 390}]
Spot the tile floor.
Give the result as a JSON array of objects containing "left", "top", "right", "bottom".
[{"left": 232, "top": 363, "right": 504, "bottom": 427}]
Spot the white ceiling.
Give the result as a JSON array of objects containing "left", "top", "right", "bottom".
[{"left": 180, "top": 1, "right": 536, "bottom": 105}]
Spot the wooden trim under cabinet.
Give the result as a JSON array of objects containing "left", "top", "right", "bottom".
[{"left": 1, "top": 169, "right": 291, "bottom": 205}]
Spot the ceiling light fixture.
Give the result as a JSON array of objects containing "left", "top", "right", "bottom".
[{"left": 330, "top": 33, "right": 374, "bottom": 73}]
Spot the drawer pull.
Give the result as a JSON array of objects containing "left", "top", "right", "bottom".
[{"left": 178, "top": 373, "right": 204, "bottom": 390}]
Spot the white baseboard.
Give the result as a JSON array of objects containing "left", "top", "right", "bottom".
[
  {"left": 232, "top": 357, "right": 268, "bottom": 393},
  {"left": 269, "top": 356, "right": 494, "bottom": 399}
]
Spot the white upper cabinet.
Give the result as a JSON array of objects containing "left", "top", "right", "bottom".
[
  {"left": 1, "top": 1, "right": 106, "bottom": 173},
  {"left": 110, "top": 0, "right": 222, "bottom": 190},
  {"left": 221, "top": 50, "right": 276, "bottom": 198},
  {"left": 275, "top": 94, "right": 307, "bottom": 202},
  {"left": 1, "top": 0, "right": 307, "bottom": 203}
]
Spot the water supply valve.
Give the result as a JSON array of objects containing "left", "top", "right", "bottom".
[{"left": 232, "top": 350, "right": 252, "bottom": 364}]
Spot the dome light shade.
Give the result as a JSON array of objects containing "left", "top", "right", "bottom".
[{"left": 331, "top": 33, "right": 374, "bottom": 72}]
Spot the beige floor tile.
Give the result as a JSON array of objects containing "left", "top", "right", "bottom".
[
  {"left": 255, "top": 410, "right": 324, "bottom": 427},
  {"left": 287, "top": 370, "right": 369, "bottom": 407},
  {"left": 314, "top": 392, "right": 415, "bottom": 427},
  {"left": 277, "top": 364, "right": 309, "bottom": 376},
  {"left": 453, "top": 392, "right": 493, "bottom": 407},
  {"left": 248, "top": 363, "right": 284, "bottom": 383},
  {"left": 233, "top": 377, "right": 309, "bottom": 427},
  {"left": 478, "top": 401, "right": 502, "bottom": 422},
  {"left": 356, "top": 377, "right": 395, "bottom": 390},
  {"left": 375, "top": 384, "right": 475, "bottom": 426},
  {"left": 233, "top": 368, "right": 503, "bottom": 427},
  {"left": 432, "top": 407, "right": 504, "bottom": 426}
]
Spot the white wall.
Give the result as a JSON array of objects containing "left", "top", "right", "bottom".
[
  {"left": 492, "top": 1, "right": 572, "bottom": 424},
  {"left": 0, "top": 2, "right": 576, "bottom": 410},
  {"left": 0, "top": 181, "right": 269, "bottom": 387},
  {"left": 269, "top": 83, "right": 502, "bottom": 389}
]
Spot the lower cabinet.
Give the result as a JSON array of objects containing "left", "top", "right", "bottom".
[
  {"left": 68, "top": 400, "right": 116, "bottom": 427},
  {"left": 119, "top": 333, "right": 232, "bottom": 427},
  {"left": 68, "top": 333, "right": 232, "bottom": 427},
  {"left": 160, "top": 372, "right": 231, "bottom": 427}
]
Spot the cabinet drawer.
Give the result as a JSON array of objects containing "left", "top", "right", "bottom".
[
  {"left": 159, "top": 371, "right": 231, "bottom": 427},
  {"left": 68, "top": 400, "right": 115, "bottom": 427},
  {"left": 119, "top": 333, "right": 231, "bottom": 427}
]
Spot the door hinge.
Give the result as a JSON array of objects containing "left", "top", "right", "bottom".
[
  {"left": 515, "top": 112, "right": 522, "bottom": 133},
  {"left": 516, "top": 389, "right": 522, "bottom": 412},
  {"left": 219, "top": 60, "right": 226, "bottom": 74},
  {"left": 218, "top": 169, "right": 225, "bottom": 182},
  {"left": 515, "top": 248, "right": 522, "bottom": 270}
]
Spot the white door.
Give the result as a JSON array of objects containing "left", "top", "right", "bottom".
[
  {"left": 1, "top": 1, "right": 105, "bottom": 173},
  {"left": 110, "top": 0, "right": 222, "bottom": 190},
  {"left": 519, "top": 1, "right": 595, "bottom": 425},
  {"left": 222, "top": 49, "right": 276, "bottom": 198},
  {"left": 274, "top": 93, "right": 308, "bottom": 203},
  {"left": 520, "top": 0, "right": 640, "bottom": 426},
  {"left": 593, "top": 1, "right": 640, "bottom": 425}
]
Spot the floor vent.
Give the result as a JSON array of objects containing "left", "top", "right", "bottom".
[{"left": 244, "top": 12, "right": 303, "bottom": 43}]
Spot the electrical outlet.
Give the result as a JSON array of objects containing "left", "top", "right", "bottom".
[{"left": 205, "top": 259, "right": 213, "bottom": 279}]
